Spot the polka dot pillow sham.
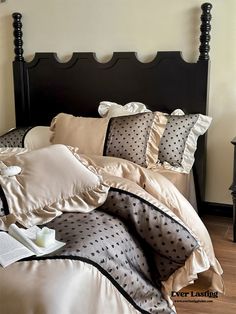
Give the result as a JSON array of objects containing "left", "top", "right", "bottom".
[
  {"left": 157, "top": 113, "right": 212, "bottom": 173},
  {"left": 0, "top": 127, "right": 32, "bottom": 148},
  {"left": 49, "top": 110, "right": 211, "bottom": 174},
  {"left": 0, "top": 126, "right": 52, "bottom": 150},
  {"left": 0, "top": 111, "right": 211, "bottom": 174},
  {"left": 50, "top": 112, "right": 168, "bottom": 168},
  {"left": 104, "top": 112, "right": 167, "bottom": 167},
  {"left": 99, "top": 102, "right": 212, "bottom": 173}
]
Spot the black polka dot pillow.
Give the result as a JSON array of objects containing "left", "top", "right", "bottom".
[
  {"left": 104, "top": 112, "right": 167, "bottom": 167},
  {"left": 0, "top": 127, "right": 32, "bottom": 148},
  {"left": 50, "top": 112, "right": 168, "bottom": 168},
  {"left": 157, "top": 113, "right": 212, "bottom": 173}
]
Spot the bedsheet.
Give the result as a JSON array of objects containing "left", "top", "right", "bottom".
[
  {"left": 155, "top": 168, "right": 197, "bottom": 210},
  {"left": 0, "top": 147, "right": 224, "bottom": 314}
]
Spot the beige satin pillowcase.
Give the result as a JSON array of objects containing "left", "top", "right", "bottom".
[
  {"left": 50, "top": 112, "right": 168, "bottom": 168},
  {"left": 0, "top": 144, "right": 109, "bottom": 229},
  {"left": 49, "top": 110, "right": 211, "bottom": 173},
  {"left": 50, "top": 113, "right": 110, "bottom": 155}
]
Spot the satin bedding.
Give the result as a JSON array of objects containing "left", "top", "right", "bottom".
[{"left": 0, "top": 147, "right": 224, "bottom": 314}]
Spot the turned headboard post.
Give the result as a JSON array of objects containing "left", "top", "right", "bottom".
[
  {"left": 199, "top": 3, "right": 212, "bottom": 61},
  {"left": 12, "top": 12, "right": 24, "bottom": 61},
  {"left": 12, "top": 12, "right": 29, "bottom": 127},
  {"left": 194, "top": 2, "right": 212, "bottom": 212}
]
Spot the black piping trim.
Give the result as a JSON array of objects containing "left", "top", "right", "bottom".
[
  {"left": 0, "top": 186, "right": 9, "bottom": 215},
  {"left": 15, "top": 187, "right": 194, "bottom": 314},
  {"left": 103, "top": 187, "right": 199, "bottom": 269},
  {"left": 21, "top": 126, "right": 34, "bottom": 147},
  {"left": 107, "top": 187, "right": 199, "bottom": 244},
  {"left": 20, "top": 255, "right": 155, "bottom": 314}
]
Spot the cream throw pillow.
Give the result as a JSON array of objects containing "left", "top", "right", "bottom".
[
  {"left": 50, "top": 113, "right": 109, "bottom": 155},
  {"left": 0, "top": 144, "right": 109, "bottom": 228}
]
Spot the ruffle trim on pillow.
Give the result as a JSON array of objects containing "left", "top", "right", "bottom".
[
  {"left": 146, "top": 112, "right": 168, "bottom": 167},
  {"left": 67, "top": 146, "right": 106, "bottom": 180},
  {"left": 0, "top": 145, "right": 110, "bottom": 229},
  {"left": 98, "top": 101, "right": 151, "bottom": 118},
  {"left": 162, "top": 245, "right": 225, "bottom": 296},
  {"left": 156, "top": 114, "right": 212, "bottom": 174},
  {"left": 49, "top": 113, "right": 59, "bottom": 143},
  {"left": 14, "top": 180, "right": 109, "bottom": 229},
  {"left": 181, "top": 114, "right": 212, "bottom": 173},
  {"left": 2, "top": 175, "right": 109, "bottom": 230}
]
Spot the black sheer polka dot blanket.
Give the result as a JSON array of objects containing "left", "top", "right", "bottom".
[{"left": 26, "top": 188, "right": 198, "bottom": 314}]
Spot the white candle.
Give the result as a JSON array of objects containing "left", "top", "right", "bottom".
[{"left": 36, "top": 227, "right": 55, "bottom": 247}]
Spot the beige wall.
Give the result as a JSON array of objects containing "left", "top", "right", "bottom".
[{"left": 0, "top": 0, "right": 236, "bottom": 205}]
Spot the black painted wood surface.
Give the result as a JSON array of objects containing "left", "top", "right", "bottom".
[{"left": 11, "top": 3, "right": 212, "bottom": 211}]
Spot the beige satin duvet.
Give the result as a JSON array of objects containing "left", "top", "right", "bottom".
[{"left": 0, "top": 147, "right": 224, "bottom": 314}]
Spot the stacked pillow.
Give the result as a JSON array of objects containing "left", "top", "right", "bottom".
[
  {"left": 0, "top": 101, "right": 211, "bottom": 174},
  {"left": 0, "top": 126, "right": 52, "bottom": 150},
  {"left": 50, "top": 111, "right": 167, "bottom": 169},
  {"left": 49, "top": 101, "right": 212, "bottom": 173}
]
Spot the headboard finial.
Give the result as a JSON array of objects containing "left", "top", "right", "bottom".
[
  {"left": 199, "top": 2, "right": 212, "bottom": 61},
  {"left": 12, "top": 12, "right": 24, "bottom": 61}
]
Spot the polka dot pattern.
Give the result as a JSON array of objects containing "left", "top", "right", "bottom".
[
  {"left": 158, "top": 114, "right": 199, "bottom": 166},
  {"left": 43, "top": 189, "right": 197, "bottom": 313},
  {"left": 100, "top": 189, "right": 198, "bottom": 281},
  {"left": 0, "top": 127, "right": 31, "bottom": 148},
  {"left": 46, "top": 210, "right": 173, "bottom": 314},
  {"left": 104, "top": 112, "right": 155, "bottom": 167}
]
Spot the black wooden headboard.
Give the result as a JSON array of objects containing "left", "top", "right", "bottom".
[{"left": 11, "top": 3, "right": 212, "bottom": 211}]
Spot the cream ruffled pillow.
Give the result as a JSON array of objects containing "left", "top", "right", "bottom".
[
  {"left": 98, "top": 101, "right": 151, "bottom": 118},
  {"left": 0, "top": 144, "right": 109, "bottom": 229}
]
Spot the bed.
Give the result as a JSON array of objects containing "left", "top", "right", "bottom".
[{"left": 0, "top": 3, "right": 224, "bottom": 314}]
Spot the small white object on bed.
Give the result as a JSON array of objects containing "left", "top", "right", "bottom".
[
  {"left": 36, "top": 227, "right": 56, "bottom": 247},
  {"left": 0, "top": 166, "right": 22, "bottom": 177}
]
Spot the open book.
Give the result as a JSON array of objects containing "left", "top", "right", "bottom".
[{"left": 0, "top": 224, "right": 65, "bottom": 268}]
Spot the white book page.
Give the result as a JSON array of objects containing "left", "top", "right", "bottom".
[
  {"left": 0, "top": 232, "right": 34, "bottom": 268},
  {"left": 0, "top": 224, "right": 66, "bottom": 268},
  {"left": 9, "top": 224, "right": 66, "bottom": 256}
]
